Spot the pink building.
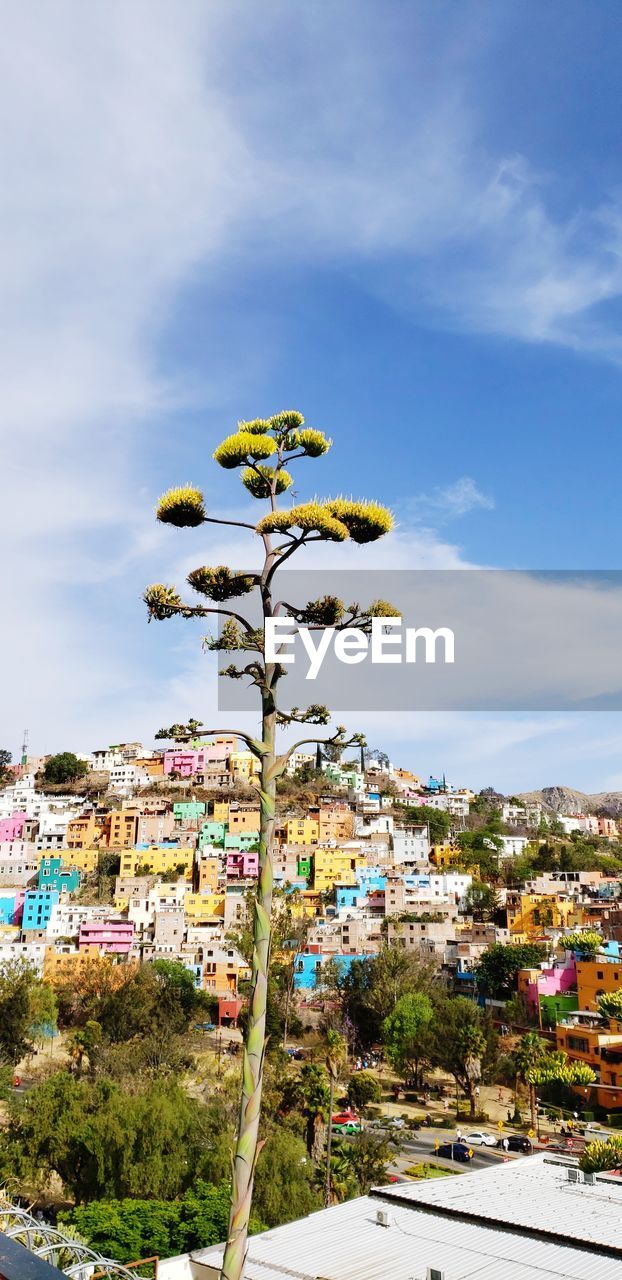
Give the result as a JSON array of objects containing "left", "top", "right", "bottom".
[
  {"left": 0, "top": 812, "right": 28, "bottom": 842},
  {"left": 78, "top": 918, "right": 135, "bottom": 954},
  {"left": 226, "top": 851, "right": 259, "bottom": 879},
  {"left": 163, "top": 742, "right": 235, "bottom": 777},
  {"left": 518, "top": 952, "right": 577, "bottom": 1011}
]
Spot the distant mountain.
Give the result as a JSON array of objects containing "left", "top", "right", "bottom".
[{"left": 518, "top": 784, "right": 622, "bottom": 817}]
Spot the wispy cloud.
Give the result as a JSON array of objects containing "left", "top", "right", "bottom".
[{"left": 405, "top": 478, "right": 495, "bottom": 524}]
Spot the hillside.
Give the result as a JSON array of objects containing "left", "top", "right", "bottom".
[{"left": 519, "top": 784, "right": 622, "bottom": 817}]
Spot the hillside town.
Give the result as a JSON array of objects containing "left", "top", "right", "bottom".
[{"left": 3, "top": 736, "right": 622, "bottom": 1121}]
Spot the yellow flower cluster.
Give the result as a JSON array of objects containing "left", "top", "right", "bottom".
[
  {"left": 187, "top": 566, "right": 255, "bottom": 600},
  {"left": 241, "top": 465, "right": 293, "bottom": 498},
  {"left": 156, "top": 486, "right": 206, "bottom": 527},
  {"left": 213, "top": 432, "right": 277, "bottom": 469}
]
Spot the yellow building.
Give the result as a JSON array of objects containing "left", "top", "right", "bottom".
[
  {"left": 55, "top": 847, "right": 99, "bottom": 875},
  {"left": 312, "top": 848, "right": 366, "bottom": 893},
  {"left": 106, "top": 808, "right": 139, "bottom": 848},
  {"left": 286, "top": 818, "right": 320, "bottom": 846},
  {"left": 135, "top": 756, "right": 164, "bottom": 777},
  {"left": 318, "top": 809, "right": 355, "bottom": 841},
  {"left": 228, "top": 806, "right": 261, "bottom": 834},
  {"left": 429, "top": 843, "right": 461, "bottom": 868},
  {"left": 198, "top": 856, "right": 220, "bottom": 892},
  {"left": 185, "top": 891, "right": 225, "bottom": 920},
  {"left": 118, "top": 846, "right": 194, "bottom": 880},
  {"left": 213, "top": 801, "right": 230, "bottom": 824},
  {"left": 66, "top": 812, "right": 107, "bottom": 849},
  {"left": 507, "top": 892, "right": 580, "bottom": 938},
  {"left": 576, "top": 959, "right": 622, "bottom": 1011},
  {"left": 229, "top": 751, "right": 260, "bottom": 781}
]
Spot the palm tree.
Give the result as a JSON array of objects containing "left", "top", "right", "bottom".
[{"left": 324, "top": 1030, "right": 348, "bottom": 1206}]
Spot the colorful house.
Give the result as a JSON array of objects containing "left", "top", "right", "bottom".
[
  {"left": 38, "top": 856, "right": 80, "bottom": 895},
  {"left": 78, "top": 917, "right": 135, "bottom": 954},
  {"left": 226, "top": 851, "right": 259, "bottom": 879},
  {"left": 22, "top": 889, "right": 59, "bottom": 931}
]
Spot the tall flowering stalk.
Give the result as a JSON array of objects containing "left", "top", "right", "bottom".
[{"left": 144, "top": 410, "right": 394, "bottom": 1280}]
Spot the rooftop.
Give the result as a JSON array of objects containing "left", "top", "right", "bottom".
[{"left": 169, "top": 1156, "right": 622, "bottom": 1280}]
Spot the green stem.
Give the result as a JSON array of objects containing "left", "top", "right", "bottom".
[{"left": 220, "top": 699, "right": 276, "bottom": 1280}]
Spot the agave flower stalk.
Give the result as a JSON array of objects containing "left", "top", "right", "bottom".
[{"left": 145, "top": 410, "right": 394, "bottom": 1280}]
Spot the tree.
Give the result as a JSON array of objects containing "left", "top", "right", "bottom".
[
  {"left": 382, "top": 992, "right": 434, "bottom": 1084},
  {"left": 43, "top": 752, "right": 89, "bottom": 784},
  {"left": 513, "top": 1031, "right": 549, "bottom": 1130},
  {"left": 401, "top": 805, "right": 451, "bottom": 844},
  {"left": 0, "top": 960, "right": 38, "bottom": 1063},
  {"left": 144, "top": 408, "right": 394, "bottom": 1280},
  {"left": 338, "top": 946, "right": 436, "bottom": 1047},
  {"left": 284, "top": 1062, "right": 331, "bottom": 1163},
  {"left": 562, "top": 930, "right": 604, "bottom": 956},
  {"left": 331, "top": 1130, "right": 396, "bottom": 1198},
  {"left": 580, "top": 1135, "right": 622, "bottom": 1175},
  {"left": 598, "top": 989, "right": 622, "bottom": 1022},
  {"left": 98, "top": 960, "right": 210, "bottom": 1041},
  {"left": 5, "top": 1072, "right": 229, "bottom": 1203},
  {"left": 253, "top": 1129, "right": 320, "bottom": 1226},
  {"left": 63, "top": 1181, "right": 264, "bottom": 1263},
  {"left": 27, "top": 980, "right": 58, "bottom": 1045},
  {"left": 463, "top": 880, "right": 500, "bottom": 922},
  {"left": 476, "top": 942, "right": 546, "bottom": 1000},
  {"left": 0, "top": 749, "right": 11, "bottom": 782},
  {"left": 324, "top": 1030, "right": 348, "bottom": 1206},
  {"left": 432, "top": 997, "right": 486, "bottom": 1118},
  {"left": 347, "top": 1071, "right": 382, "bottom": 1112}
]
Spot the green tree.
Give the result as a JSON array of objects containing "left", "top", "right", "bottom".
[
  {"left": 347, "top": 1070, "right": 382, "bottom": 1112},
  {"left": 382, "top": 992, "right": 434, "bottom": 1084},
  {"left": 463, "top": 880, "right": 500, "bottom": 922},
  {"left": 432, "top": 997, "right": 486, "bottom": 1118},
  {"left": 0, "top": 749, "right": 11, "bottom": 782},
  {"left": 338, "top": 946, "right": 436, "bottom": 1047},
  {"left": 324, "top": 1030, "right": 348, "bottom": 1206},
  {"left": 579, "top": 1135, "right": 622, "bottom": 1175},
  {"left": 253, "top": 1128, "right": 320, "bottom": 1226},
  {"left": 5, "top": 1073, "right": 227, "bottom": 1204},
  {"left": 63, "top": 1181, "right": 264, "bottom": 1263},
  {"left": 43, "top": 752, "right": 89, "bottom": 784},
  {"left": 562, "top": 930, "right": 604, "bottom": 956},
  {"left": 0, "top": 960, "right": 38, "bottom": 1063},
  {"left": 27, "top": 980, "right": 58, "bottom": 1045},
  {"left": 513, "top": 1031, "right": 549, "bottom": 1130},
  {"left": 401, "top": 806, "right": 451, "bottom": 844},
  {"left": 598, "top": 989, "right": 622, "bottom": 1022},
  {"left": 98, "top": 960, "right": 210, "bottom": 1041},
  {"left": 331, "top": 1130, "right": 396, "bottom": 1198},
  {"left": 476, "top": 942, "right": 546, "bottom": 1000},
  {"left": 145, "top": 407, "right": 394, "bottom": 1280}
]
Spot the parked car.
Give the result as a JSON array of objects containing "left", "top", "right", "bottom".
[
  {"left": 383, "top": 1116, "right": 406, "bottom": 1130},
  {"left": 332, "top": 1110, "right": 359, "bottom": 1125},
  {"left": 464, "top": 1130, "right": 497, "bottom": 1147},
  {"left": 498, "top": 1134, "right": 532, "bottom": 1153},
  {"left": 333, "top": 1120, "right": 361, "bottom": 1135},
  {"left": 437, "top": 1142, "right": 473, "bottom": 1163}
]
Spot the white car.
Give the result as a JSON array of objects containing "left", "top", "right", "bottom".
[{"left": 464, "top": 1130, "right": 497, "bottom": 1147}]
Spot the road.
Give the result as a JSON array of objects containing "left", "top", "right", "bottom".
[{"left": 399, "top": 1130, "right": 511, "bottom": 1172}]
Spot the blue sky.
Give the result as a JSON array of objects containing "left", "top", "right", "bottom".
[{"left": 4, "top": 0, "right": 622, "bottom": 791}]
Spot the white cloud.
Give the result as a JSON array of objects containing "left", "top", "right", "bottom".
[
  {"left": 3, "top": 0, "right": 622, "bottom": 777},
  {"left": 405, "top": 478, "right": 495, "bottom": 524}
]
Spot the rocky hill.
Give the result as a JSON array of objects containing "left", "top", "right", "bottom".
[{"left": 519, "top": 785, "right": 622, "bottom": 817}]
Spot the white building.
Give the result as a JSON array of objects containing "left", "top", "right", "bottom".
[
  {"left": 502, "top": 801, "right": 543, "bottom": 826},
  {"left": 392, "top": 825, "right": 430, "bottom": 864},
  {"left": 498, "top": 834, "right": 530, "bottom": 857},
  {"left": 354, "top": 813, "right": 393, "bottom": 837},
  {"left": 558, "top": 813, "right": 599, "bottom": 836},
  {"left": 108, "top": 762, "right": 151, "bottom": 796},
  {"left": 157, "top": 1153, "right": 622, "bottom": 1280},
  {"left": 423, "top": 791, "right": 470, "bottom": 818},
  {"left": 284, "top": 751, "right": 315, "bottom": 777}
]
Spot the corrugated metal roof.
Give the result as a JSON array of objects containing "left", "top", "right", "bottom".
[
  {"left": 377, "top": 1153, "right": 622, "bottom": 1252},
  {"left": 187, "top": 1168, "right": 622, "bottom": 1280}
]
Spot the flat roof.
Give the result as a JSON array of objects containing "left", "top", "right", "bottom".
[{"left": 183, "top": 1155, "right": 622, "bottom": 1280}]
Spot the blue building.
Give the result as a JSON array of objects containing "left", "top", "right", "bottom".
[
  {"left": 38, "top": 857, "right": 80, "bottom": 894},
  {"left": 293, "top": 952, "right": 370, "bottom": 990},
  {"left": 0, "top": 895, "right": 17, "bottom": 926},
  {"left": 22, "top": 889, "right": 59, "bottom": 931}
]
